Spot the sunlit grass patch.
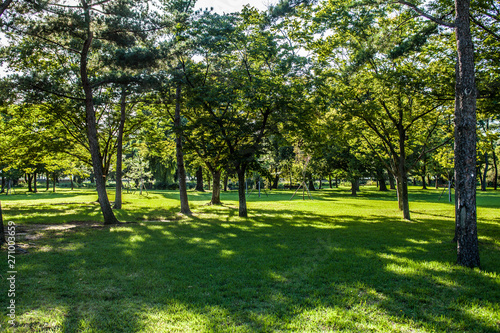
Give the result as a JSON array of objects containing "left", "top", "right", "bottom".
[{"left": 0, "top": 186, "right": 499, "bottom": 332}]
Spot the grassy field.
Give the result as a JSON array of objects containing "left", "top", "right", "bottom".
[{"left": 0, "top": 186, "right": 499, "bottom": 332}]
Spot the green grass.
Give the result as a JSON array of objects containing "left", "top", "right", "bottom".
[{"left": 0, "top": 186, "right": 499, "bottom": 332}]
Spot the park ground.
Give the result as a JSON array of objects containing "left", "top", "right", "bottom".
[{"left": 0, "top": 186, "right": 499, "bottom": 332}]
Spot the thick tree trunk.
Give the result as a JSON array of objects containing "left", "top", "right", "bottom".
[
  {"left": 422, "top": 175, "right": 427, "bottom": 189},
  {"left": 114, "top": 87, "right": 127, "bottom": 209},
  {"left": 376, "top": 169, "right": 388, "bottom": 191},
  {"left": 481, "top": 153, "right": 488, "bottom": 191},
  {"left": 195, "top": 167, "right": 204, "bottom": 191},
  {"left": 210, "top": 169, "right": 222, "bottom": 205},
  {"left": 81, "top": 30, "right": 119, "bottom": 225},
  {"left": 454, "top": 0, "right": 480, "bottom": 267},
  {"left": 27, "top": 173, "right": 33, "bottom": 192},
  {"left": 237, "top": 167, "right": 248, "bottom": 217},
  {"left": 175, "top": 83, "right": 191, "bottom": 215},
  {"left": 308, "top": 177, "right": 316, "bottom": 191},
  {"left": 351, "top": 178, "right": 358, "bottom": 196},
  {"left": 388, "top": 171, "right": 396, "bottom": 190}
]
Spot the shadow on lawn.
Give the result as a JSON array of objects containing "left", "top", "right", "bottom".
[{"left": 6, "top": 207, "right": 500, "bottom": 332}]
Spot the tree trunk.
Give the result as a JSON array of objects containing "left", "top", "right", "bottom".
[
  {"left": 272, "top": 167, "right": 279, "bottom": 189},
  {"left": 237, "top": 167, "right": 248, "bottom": 217},
  {"left": 454, "top": 0, "right": 480, "bottom": 267},
  {"left": 396, "top": 137, "right": 411, "bottom": 220},
  {"left": 492, "top": 147, "right": 498, "bottom": 190},
  {"left": 388, "top": 171, "right": 396, "bottom": 190},
  {"left": 351, "top": 178, "right": 358, "bottom": 196},
  {"left": 0, "top": 201, "right": 5, "bottom": 246},
  {"left": 70, "top": 175, "right": 74, "bottom": 190},
  {"left": 175, "top": 83, "right": 191, "bottom": 215},
  {"left": 27, "top": 173, "right": 33, "bottom": 192},
  {"left": 318, "top": 177, "right": 322, "bottom": 190},
  {"left": 421, "top": 175, "right": 427, "bottom": 189},
  {"left": 329, "top": 175, "right": 332, "bottom": 188},
  {"left": 308, "top": 177, "right": 316, "bottom": 191},
  {"left": 481, "top": 152, "right": 488, "bottom": 191},
  {"left": 81, "top": 30, "right": 119, "bottom": 225},
  {"left": 210, "top": 169, "right": 222, "bottom": 205},
  {"left": 223, "top": 173, "right": 229, "bottom": 192},
  {"left": 114, "top": 87, "right": 127, "bottom": 210},
  {"left": 335, "top": 177, "right": 338, "bottom": 188},
  {"left": 1, "top": 175, "right": 4, "bottom": 193},
  {"left": 52, "top": 172, "right": 56, "bottom": 193},
  {"left": 46, "top": 172, "right": 49, "bottom": 191},
  {"left": 195, "top": 166, "right": 204, "bottom": 191},
  {"left": 435, "top": 175, "right": 439, "bottom": 189},
  {"left": 376, "top": 169, "right": 388, "bottom": 191},
  {"left": 33, "top": 172, "right": 37, "bottom": 193}
]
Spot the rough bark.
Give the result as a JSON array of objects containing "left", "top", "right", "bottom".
[
  {"left": 81, "top": 29, "right": 119, "bottom": 225},
  {"left": 114, "top": 88, "right": 127, "bottom": 209},
  {"left": 174, "top": 83, "right": 191, "bottom": 215},
  {"left": 195, "top": 166, "right": 204, "bottom": 191},
  {"left": 237, "top": 167, "right": 248, "bottom": 217},
  {"left": 210, "top": 169, "right": 222, "bottom": 205},
  {"left": 454, "top": 0, "right": 480, "bottom": 267}
]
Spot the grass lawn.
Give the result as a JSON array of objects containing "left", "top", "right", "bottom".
[{"left": 0, "top": 186, "right": 499, "bottom": 332}]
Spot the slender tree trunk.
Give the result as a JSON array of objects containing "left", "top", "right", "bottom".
[
  {"left": 329, "top": 175, "right": 332, "bottom": 189},
  {"left": 237, "top": 167, "right": 248, "bottom": 217},
  {"left": 422, "top": 175, "right": 427, "bottom": 189},
  {"left": 81, "top": 29, "right": 119, "bottom": 225},
  {"left": 492, "top": 147, "right": 498, "bottom": 190},
  {"left": 0, "top": 201, "right": 5, "bottom": 245},
  {"left": 70, "top": 175, "right": 74, "bottom": 190},
  {"left": 195, "top": 166, "right": 204, "bottom": 191},
  {"left": 454, "top": 0, "right": 479, "bottom": 267},
  {"left": 174, "top": 83, "right": 191, "bottom": 215},
  {"left": 223, "top": 173, "right": 229, "bottom": 192},
  {"left": 481, "top": 153, "right": 488, "bottom": 191},
  {"left": 318, "top": 177, "right": 322, "bottom": 190},
  {"left": 52, "top": 173, "right": 56, "bottom": 193},
  {"left": 210, "top": 169, "right": 222, "bottom": 205},
  {"left": 0, "top": 175, "right": 4, "bottom": 193},
  {"left": 114, "top": 87, "right": 127, "bottom": 209},
  {"left": 46, "top": 172, "right": 49, "bottom": 191},
  {"left": 396, "top": 136, "right": 411, "bottom": 220},
  {"left": 335, "top": 177, "right": 338, "bottom": 188},
  {"left": 435, "top": 175, "right": 439, "bottom": 189},
  {"left": 33, "top": 172, "right": 37, "bottom": 193}
]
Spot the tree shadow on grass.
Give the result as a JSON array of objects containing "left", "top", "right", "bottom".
[{"left": 2, "top": 206, "right": 499, "bottom": 332}]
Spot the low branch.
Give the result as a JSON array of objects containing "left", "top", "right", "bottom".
[{"left": 396, "top": 0, "right": 455, "bottom": 28}]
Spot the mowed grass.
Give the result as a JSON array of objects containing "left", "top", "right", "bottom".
[{"left": 0, "top": 186, "right": 499, "bottom": 332}]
